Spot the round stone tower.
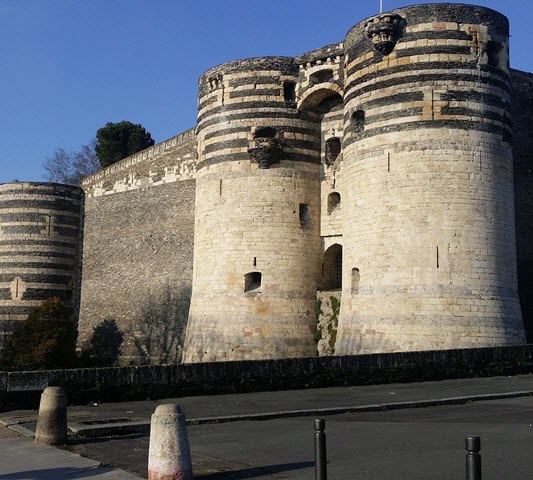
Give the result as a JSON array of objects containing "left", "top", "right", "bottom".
[
  {"left": 336, "top": 4, "right": 525, "bottom": 354},
  {"left": 0, "top": 182, "right": 83, "bottom": 346},
  {"left": 183, "top": 57, "right": 322, "bottom": 362}
]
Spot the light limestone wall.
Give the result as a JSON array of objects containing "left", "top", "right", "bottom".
[
  {"left": 336, "top": 4, "right": 525, "bottom": 354},
  {"left": 183, "top": 58, "right": 322, "bottom": 362},
  {"left": 319, "top": 100, "right": 344, "bottom": 240}
]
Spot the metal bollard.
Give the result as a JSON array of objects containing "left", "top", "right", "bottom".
[
  {"left": 314, "top": 418, "right": 327, "bottom": 480},
  {"left": 465, "top": 436, "right": 482, "bottom": 480}
]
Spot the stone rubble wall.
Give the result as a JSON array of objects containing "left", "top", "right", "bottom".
[
  {"left": 316, "top": 291, "right": 341, "bottom": 356},
  {"left": 77, "top": 132, "right": 197, "bottom": 363}
]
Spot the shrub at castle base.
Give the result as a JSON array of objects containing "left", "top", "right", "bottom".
[{"left": 1, "top": 298, "right": 77, "bottom": 371}]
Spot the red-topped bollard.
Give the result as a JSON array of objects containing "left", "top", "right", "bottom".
[
  {"left": 35, "top": 386, "right": 68, "bottom": 445},
  {"left": 148, "top": 404, "right": 193, "bottom": 480}
]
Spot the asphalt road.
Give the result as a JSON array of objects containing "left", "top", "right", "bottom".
[{"left": 66, "top": 396, "right": 533, "bottom": 479}]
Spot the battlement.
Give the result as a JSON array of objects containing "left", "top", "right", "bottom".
[{"left": 81, "top": 128, "right": 197, "bottom": 197}]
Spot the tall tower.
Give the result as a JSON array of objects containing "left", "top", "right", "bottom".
[
  {"left": 336, "top": 4, "right": 525, "bottom": 354},
  {"left": 0, "top": 182, "right": 83, "bottom": 346},
  {"left": 183, "top": 57, "right": 322, "bottom": 362}
]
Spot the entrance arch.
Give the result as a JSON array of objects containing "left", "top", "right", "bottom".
[{"left": 321, "top": 244, "right": 343, "bottom": 290}]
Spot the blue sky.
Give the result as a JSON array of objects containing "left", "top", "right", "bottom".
[{"left": 1, "top": 0, "right": 531, "bottom": 184}]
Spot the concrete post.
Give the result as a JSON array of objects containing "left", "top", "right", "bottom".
[
  {"left": 34, "top": 386, "right": 68, "bottom": 445},
  {"left": 148, "top": 404, "right": 193, "bottom": 480}
]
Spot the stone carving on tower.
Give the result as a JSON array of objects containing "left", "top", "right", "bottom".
[
  {"left": 365, "top": 14, "right": 404, "bottom": 55},
  {"left": 248, "top": 136, "right": 283, "bottom": 169}
]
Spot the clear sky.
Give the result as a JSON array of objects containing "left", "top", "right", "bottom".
[{"left": 1, "top": 0, "right": 531, "bottom": 184}]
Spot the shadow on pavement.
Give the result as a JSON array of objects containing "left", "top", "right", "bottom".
[
  {"left": 0, "top": 465, "right": 108, "bottom": 479},
  {"left": 196, "top": 461, "right": 314, "bottom": 479}
]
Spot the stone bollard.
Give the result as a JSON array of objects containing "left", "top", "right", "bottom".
[
  {"left": 34, "top": 386, "right": 68, "bottom": 445},
  {"left": 148, "top": 404, "right": 193, "bottom": 480}
]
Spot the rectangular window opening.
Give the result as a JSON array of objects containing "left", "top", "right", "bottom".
[
  {"left": 351, "top": 268, "right": 360, "bottom": 294},
  {"left": 244, "top": 271, "right": 262, "bottom": 293},
  {"left": 283, "top": 81, "right": 296, "bottom": 102},
  {"left": 299, "top": 203, "right": 311, "bottom": 228}
]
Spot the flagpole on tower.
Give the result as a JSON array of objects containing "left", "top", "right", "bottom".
[{"left": 380, "top": 0, "right": 383, "bottom": 14}]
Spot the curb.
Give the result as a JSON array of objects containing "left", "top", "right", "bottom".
[{"left": 53, "top": 389, "right": 533, "bottom": 438}]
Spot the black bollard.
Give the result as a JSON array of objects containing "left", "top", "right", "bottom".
[
  {"left": 465, "top": 436, "right": 482, "bottom": 480},
  {"left": 315, "top": 418, "right": 327, "bottom": 480}
]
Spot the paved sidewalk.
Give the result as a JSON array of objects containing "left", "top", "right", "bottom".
[
  {"left": 1, "top": 374, "right": 533, "bottom": 437},
  {"left": 0, "top": 433, "right": 142, "bottom": 479}
]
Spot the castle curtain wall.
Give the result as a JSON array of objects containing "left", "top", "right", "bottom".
[
  {"left": 512, "top": 69, "right": 533, "bottom": 341},
  {"left": 77, "top": 131, "right": 196, "bottom": 363}
]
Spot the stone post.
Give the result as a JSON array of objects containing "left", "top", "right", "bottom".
[
  {"left": 148, "top": 404, "right": 193, "bottom": 480},
  {"left": 34, "top": 386, "right": 68, "bottom": 445}
]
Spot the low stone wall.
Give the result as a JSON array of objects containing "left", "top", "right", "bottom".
[{"left": 2, "top": 345, "right": 533, "bottom": 408}]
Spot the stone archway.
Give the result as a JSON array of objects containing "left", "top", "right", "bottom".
[{"left": 321, "top": 243, "right": 343, "bottom": 290}]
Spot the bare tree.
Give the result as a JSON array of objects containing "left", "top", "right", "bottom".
[
  {"left": 43, "top": 139, "right": 100, "bottom": 185},
  {"left": 134, "top": 284, "right": 191, "bottom": 365},
  {"left": 72, "top": 138, "right": 100, "bottom": 183}
]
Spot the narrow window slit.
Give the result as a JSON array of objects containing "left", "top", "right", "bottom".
[
  {"left": 325, "top": 137, "right": 341, "bottom": 165},
  {"left": 351, "top": 268, "right": 360, "bottom": 294},
  {"left": 352, "top": 110, "right": 365, "bottom": 135},
  {"left": 299, "top": 203, "right": 311, "bottom": 228}
]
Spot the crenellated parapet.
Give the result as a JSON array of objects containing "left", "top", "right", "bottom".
[{"left": 81, "top": 129, "right": 197, "bottom": 198}]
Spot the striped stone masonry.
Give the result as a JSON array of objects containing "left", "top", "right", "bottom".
[
  {"left": 13, "top": 3, "right": 528, "bottom": 365},
  {"left": 337, "top": 4, "right": 525, "bottom": 354},
  {"left": 0, "top": 182, "right": 83, "bottom": 345},
  {"left": 183, "top": 3, "right": 527, "bottom": 362},
  {"left": 184, "top": 57, "right": 322, "bottom": 362}
]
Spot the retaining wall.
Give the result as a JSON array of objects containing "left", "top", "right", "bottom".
[{"left": 2, "top": 345, "right": 533, "bottom": 407}]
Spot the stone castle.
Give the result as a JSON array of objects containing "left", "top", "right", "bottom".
[{"left": 1, "top": 3, "right": 532, "bottom": 364}]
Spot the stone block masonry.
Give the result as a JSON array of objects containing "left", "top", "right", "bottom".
[
  {"left": 4, "top": 4, "right": 532, "bottom": 365},
  {"left": 511, "top": 69, "right": 533, "bottom": 342},
  {"left": 336, "top": 4, "right": 525, "bottom": 354},
  {"left": 77, "top": 130, "right": 197, "bottom": 363},
  {"left": 0, "top": 182, "right": 83, "bottom": 346},
  {"left": 184, "top": 57, "right": 322, "bottom": 362},
  {"left": 3, "top": 345, "right": 533, "bottom": 403},
  {"left": 183, "top": 3, "right": 528, "bottom": 362}
]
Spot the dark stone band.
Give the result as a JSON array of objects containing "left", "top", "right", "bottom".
[{"left": 343, "top": 118, "right": 513, "bottom": 147}]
